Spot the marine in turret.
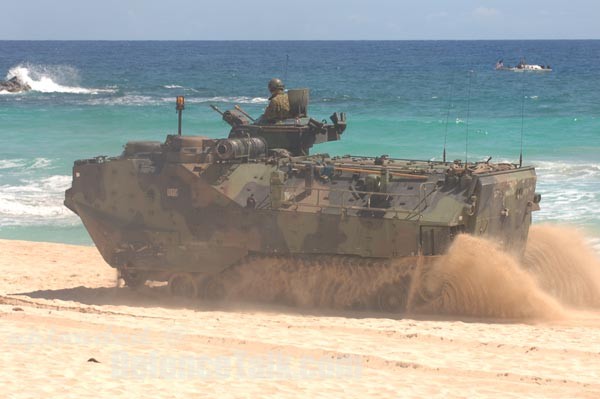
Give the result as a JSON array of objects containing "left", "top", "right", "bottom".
[{"left": 258, "top": 78, "right": 291, "bottom": 124}]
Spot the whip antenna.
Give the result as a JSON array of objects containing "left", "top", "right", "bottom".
[
  {"left": 443, "top": 77, "right": 454, "bottom": 163},
  {"left": 465, "top": 70, "right": 473, "bottom": 167},
  {"left": 519, "top": 76, "right": 526, "bottom": 168},
  {"left": 284, "top": 54, "right": 289, "bottom": 82}
]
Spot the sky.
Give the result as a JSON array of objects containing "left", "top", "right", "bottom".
[{"left": 1, "top": 0, "right": 599, "bottom": 40}]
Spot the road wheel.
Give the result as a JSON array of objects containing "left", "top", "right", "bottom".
[
  {"left": 377, "top": 282, "right": 408, "bottom": 313},
  {"left": 120, "top": 269, "right": 147, "bottom": 288},
  {"left": 168, "top": 273, "right": 199, "bottom": 298}
]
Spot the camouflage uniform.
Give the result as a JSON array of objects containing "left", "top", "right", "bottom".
[{"left": 262, "top": 89, "right": 291, "bottom": 123}]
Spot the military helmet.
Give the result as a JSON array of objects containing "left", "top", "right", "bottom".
[{"left": 268, "top": 78, "right": 285, "bottom": 92}]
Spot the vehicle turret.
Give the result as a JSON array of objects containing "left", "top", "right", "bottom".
[{"left": 211, "top": 89, "right": 346, "bottom": 156}]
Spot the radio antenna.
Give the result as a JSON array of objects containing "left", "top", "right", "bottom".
[
  {"left": 443, "top": 77, "right": 454, "bottom": 163},
  {"left": 465, "top": 70, "right": 473, "bottom": 167},
  {"left": 284, "top": 54, "right": 289, "bottom": 82},
  {"left": 519, "top": 76, "right": 526, "bottom": 168}
]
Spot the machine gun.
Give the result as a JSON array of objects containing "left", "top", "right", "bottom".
[{"left": 210, "top": 105, "right": 252, "bottom": 127}]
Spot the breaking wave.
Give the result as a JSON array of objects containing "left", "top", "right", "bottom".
[
  {"left": 533, "top": 161, "right": 600, "bottom": 227},
  {"left": 3, "top": 64, "right": 116, "bottom": 95},
  {"left": 0, "top": 159, "right": 27, "bottom": 170},
  {"left": 535, "top": 160, "right": 600, "bottom": 181},
  {"left": 0, "top": 158, "right": 54, "bottom": 171},
  {"left": 85, "top": 95, "right": 268, "bottom": 107},
  {"left": 186, "top": 96, "right": 268, "bottom": 104},
  {"left": 86, "top": 95, "right": 159, "bottom": 107},
  {"left": 0, "top": 175, "right": 78, "bottom": 226}
]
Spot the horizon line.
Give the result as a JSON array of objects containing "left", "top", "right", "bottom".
[{"left": 1, "top": 38, "right": 600, "bottom": 42}]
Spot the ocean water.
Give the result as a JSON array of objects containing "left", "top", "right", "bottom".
[{"left": 0, "top": 41, "right": 599, "bottom": 250}]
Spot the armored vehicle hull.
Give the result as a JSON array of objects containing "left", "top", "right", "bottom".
[{"left": 65, "top": 100, "right": 540, "bottom": 310}]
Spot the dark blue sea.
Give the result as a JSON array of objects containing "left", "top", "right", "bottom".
[{"left": 0, "top": 41, "right": 599, "bottom": 249}]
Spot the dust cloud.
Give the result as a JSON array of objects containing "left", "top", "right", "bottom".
[
  {"left": 522, "top": 225, "right": 600, "bottom": 307},
  {"left": 204, "top": 225, "right": 600, "bottom": 321},
  {"left": 411, "top": 225, "right": 600, "bottom": 320},
  {"left": 206, "top": 256, "right": 413, "bottom": 311},
  {"left": 408, "top": 231, "right": 563, "bottom": 320}
]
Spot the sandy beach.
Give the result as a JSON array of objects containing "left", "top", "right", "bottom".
[{"left": 1, "top": 236, "right": 600, "bottom": 398}]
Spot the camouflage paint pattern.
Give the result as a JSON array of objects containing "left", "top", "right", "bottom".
[{"left": 64, "top": 104, "right": 540, "bottom": 293}]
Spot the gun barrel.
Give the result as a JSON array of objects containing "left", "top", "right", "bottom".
[
  {"left": 210, "top": 104, "right": 224, "bottom": 115},
  {"left": 234, "top": 105, "right": 255, "bottom": 121}
]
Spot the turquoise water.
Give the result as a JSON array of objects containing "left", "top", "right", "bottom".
[{"left": 1, "top": 41, "right": 599, "bottom": 249}]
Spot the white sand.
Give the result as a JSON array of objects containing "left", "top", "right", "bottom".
[{"left": 1, "top": 239, "right": 599, "bottom": 398}]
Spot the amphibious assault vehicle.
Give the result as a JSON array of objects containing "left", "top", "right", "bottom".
[{"left": 65, "top": 90, "right": 541, "bottom": 310}]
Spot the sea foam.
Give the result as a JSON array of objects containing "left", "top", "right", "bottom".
[
  {"left": 0, "top": 159, "right": 27, "bottom": 170},
  {"left": 533, "top": 160, "right": 600, "bottom": 227},
  {"left": 0, "top": 158, "right": 55, "bottom": 171},
  {"left": 86, "top": 95, "right": 268, "bottom": 107},
  {"left": 192, "top": 96, "right": 268, "bottom": 104},
  {"left": 4, "top": 64, "right": 116, "bottom": 95},
  {"left": 0, "top": 175, "right": 78, "bottom": 226}
]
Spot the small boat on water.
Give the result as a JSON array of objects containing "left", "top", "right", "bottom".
[{"left": 495, "top": 59, "right": 552, "bottom": 72}]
